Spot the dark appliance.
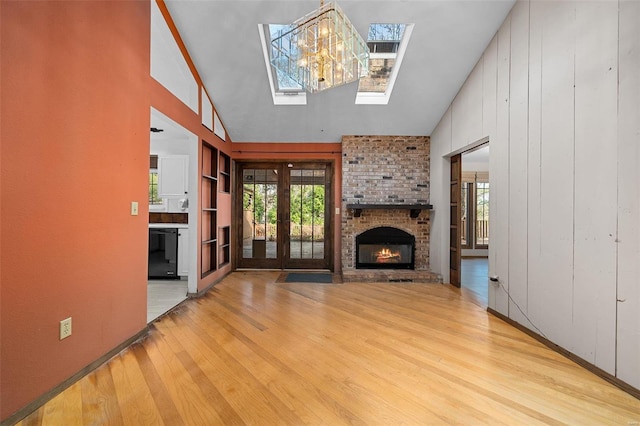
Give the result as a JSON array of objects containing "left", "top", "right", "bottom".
[
  {"left": 356, "top": 227, "right": 415, "bottom": 270},
  {"left": 148, "top": 228, "right": 178, "bottom": 279}
]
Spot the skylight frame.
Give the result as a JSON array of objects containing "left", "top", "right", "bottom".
[
  {"left": 258, "top": 24, "right": 307, "bottom": 105},
  {"left": 356, "top": 23, "right": 414, "bottom": 105}
]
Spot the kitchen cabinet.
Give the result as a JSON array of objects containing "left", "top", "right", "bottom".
[
  {"left": 158, "top": 155, "right": 188, "bottom": 198},
  {"left": 178, "top": 228, "right": 189, "bottom": 277}
]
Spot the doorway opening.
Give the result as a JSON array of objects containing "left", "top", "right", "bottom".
[
  {"left": 460, "top": 144, "right": 490, "bottom": 305},
  {"left": 236, "top": 161, "right": 333, "bottom": 270},
  {"left": 148, "top": 108, "right": 198, "bottom": 322}
]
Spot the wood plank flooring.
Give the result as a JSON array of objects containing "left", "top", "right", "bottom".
[
  {"left": 16, "top": 271, "right": 640, "bottom": 425},
  {"left": 461, "top": 258, "right": 489, "bottom": 306}
]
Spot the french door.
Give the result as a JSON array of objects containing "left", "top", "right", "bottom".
[{"left": 236, "top": 162, "right": 332, "bottom": 270}]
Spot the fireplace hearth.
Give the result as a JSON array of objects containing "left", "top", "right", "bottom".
[{"left": 356, "top": 227, "right": 415, "bottom": 270}]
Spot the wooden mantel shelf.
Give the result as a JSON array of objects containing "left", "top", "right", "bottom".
[{"left": 346, "top": 203, "right": 433, "bottom": 218}]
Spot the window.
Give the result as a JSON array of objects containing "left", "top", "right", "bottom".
[
  {"left": 149, "top": 155, "right": 163, "bottom": 205},
  {"left": 149, "top": 171, "right": 163, "bottom": 205},
  {"left": 475, "top": 182, "right": 489, "bottom": 247},
  {"left": 460, "top": 173, "right": 489, "bottom": 249}
]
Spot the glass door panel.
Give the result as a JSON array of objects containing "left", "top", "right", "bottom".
[
  {"left": 240, "top": 167, "right": 280, "bottom": 268},
  {"left": 284, "top": 165, "right": 330, "bottom": 269},
  {"left": 289, "top": 169, "right": 325, "bottom": 260}
]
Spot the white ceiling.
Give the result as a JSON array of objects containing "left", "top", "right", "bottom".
[{"left": 164, "top": 0, "right": 515, "bottom": 143}]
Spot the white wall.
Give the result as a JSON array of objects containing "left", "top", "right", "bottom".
[
  {"left": 151, "top": 0, "right": 198, "bottom": 113},
  {"left": 429, "top": 0, "right": 640, "bottom": 390}
]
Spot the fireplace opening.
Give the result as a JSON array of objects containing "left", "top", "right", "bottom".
[{"left": 356, "top": 227, "right": 415, "bottom": 269}]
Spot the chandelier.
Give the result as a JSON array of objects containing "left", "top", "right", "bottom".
[{"left": 270, "top": 1, "right": 370, "bottom": 93}]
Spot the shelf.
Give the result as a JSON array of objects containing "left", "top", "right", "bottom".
[
  {"left": 219, "top": 226, "right": 230, "bottom": 267},
  {"left": 346, "top": 203, "right": 433, "bottom": 218},
  {"left": 219, "top": 152, "right": 231, "bottom": 193},
  {"left": 201, "top": 142, "right": 218, "bottom": 277}
]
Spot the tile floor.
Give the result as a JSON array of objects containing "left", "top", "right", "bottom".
[
  {"left": 461, "top": 257, "right": 488, "bottom": 306},
  {"left": 147, "top": 279, "right": 188, "bottom": 323}
]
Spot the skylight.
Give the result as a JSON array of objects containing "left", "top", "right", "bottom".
[
  {"left": 260, "top": 22, "right": 412, "bottom": 105},
  {"left": 356, "top": 23, "right": 413, "bottom": 105},
  {"left": 259, "top": 24, "right": 306, "bottom": 105}
]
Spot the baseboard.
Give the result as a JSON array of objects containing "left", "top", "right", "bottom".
[
  {"left": 1, "top": 327, "right": 149, "bottom": 426},
  {"left": 3, "top": 270, "right": 235, "bottom": 425},
  {"left": 487, "top": 307, "right": 640, "bottom": 401},
  {"left": 187, "top": 269, "right": 232, "bottom": 298}
]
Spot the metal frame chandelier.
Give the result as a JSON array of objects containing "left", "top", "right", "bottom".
[{"left": 270, "top": 0, "right": 370, "bottom": 93}]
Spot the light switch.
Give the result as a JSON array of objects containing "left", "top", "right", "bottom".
[
  {"left": 131, "top": 201, "right": 139, "bottom": 216},
  {"left": 335, "top": 207, "right": 340, "bottom": 215}
]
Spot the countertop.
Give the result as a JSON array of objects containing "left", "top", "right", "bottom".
[{"left": 149, "top": 223, "right": 189, "bottom": 229}]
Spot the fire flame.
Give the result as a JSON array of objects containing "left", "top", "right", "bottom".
[{"left": 375, "top": 247, "right": 401, "bottom": 263}]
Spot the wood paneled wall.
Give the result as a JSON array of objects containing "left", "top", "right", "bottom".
[{"left": 429, "top": 0, "right": 640, "bottom": 391}]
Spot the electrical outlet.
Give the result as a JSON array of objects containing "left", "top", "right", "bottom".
[
  {"left": 60, "top": 317, "right": 72, "bottom": 340},
  {"left": 130, "top": 201, "right": 139, "bottom": 216}
]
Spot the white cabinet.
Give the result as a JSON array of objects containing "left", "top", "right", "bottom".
[
  {"left": 177, "top": 228, "right": 189, "bottom": 277},
  {"left": 158, "top": 155, "right": 188, "bottom": 198}
]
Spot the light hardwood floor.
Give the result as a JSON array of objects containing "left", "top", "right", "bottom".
[
  {"left": 461, "top": 257, "right": 489, "bottom": 306},
  {"left": 16, "top": 271, "right": 640, "bottom": 425}
]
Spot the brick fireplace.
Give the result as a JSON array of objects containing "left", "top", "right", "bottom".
[{"left": 341, "top": 135, "right": 441, "bottom": 282}]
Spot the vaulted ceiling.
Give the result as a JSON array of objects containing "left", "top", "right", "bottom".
[{"left": 164, "top": 0, "right": 515, "bottom": 143}]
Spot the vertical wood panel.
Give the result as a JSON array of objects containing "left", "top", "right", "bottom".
[
  {"left": 482, "top": 36, "right": 498, "bottom": 138},
  {"left": 491, "top": 14, "right": 511, "bottom": 313},
  {"left": 531, "top": 1, "right": 576, "bottom": 344},
  {"left": 482, "top": 36, "right": 499, "bottom": 309},
  {"left": 507, "top": 0, "right": 530, "bottom": 326},
  {"left": 572, "top": 0, "right": 618, "bottom": 374},
  {"left": 429, "top": 107, "right": 453, "bottom": 283},
  {"left": 526, "top": 0, "right": 544, "bottom": 339},
  {"left": 431, "top": 0, "right": 638, "bottom": 391},
  {"left": 451, "top": 61, "right": 483, "bottom": 151},
  {"left": 616, "top": 0, "right": 640, "bottom": 390}
]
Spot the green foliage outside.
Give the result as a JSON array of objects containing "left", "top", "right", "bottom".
[
  {"left": 149, "top": 172, "right": 162, "bottom": 204},
  {"left": 290, "top": 184, "right": 325, "bottom": 241},
  {"left": 244, "top": 182, "right": 325, "bottom": 242}
]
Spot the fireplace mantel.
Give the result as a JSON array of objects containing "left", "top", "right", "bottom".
[{"left": 346, "top": 203, "right": 433, "bottom": 218}]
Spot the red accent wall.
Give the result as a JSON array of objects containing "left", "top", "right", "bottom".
[
  {"left": 1, "top": 1, "right": 150, "bottom": 419},
  {"left": 232, "top": 143, "right": 343, "bottom": 272},
  {"left": 1, "top": 0, "right": 334, "bottom": 419}
]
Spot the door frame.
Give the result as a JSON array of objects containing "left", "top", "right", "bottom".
[
  {"left": 234, "top": 160, "right": 334, "bottom": 271},
  {"left": 448, "top": 139, "right": 490, "bottom": 289},
  {"left": 449, "top": 154, "right": 462, "bottom": 287}
]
